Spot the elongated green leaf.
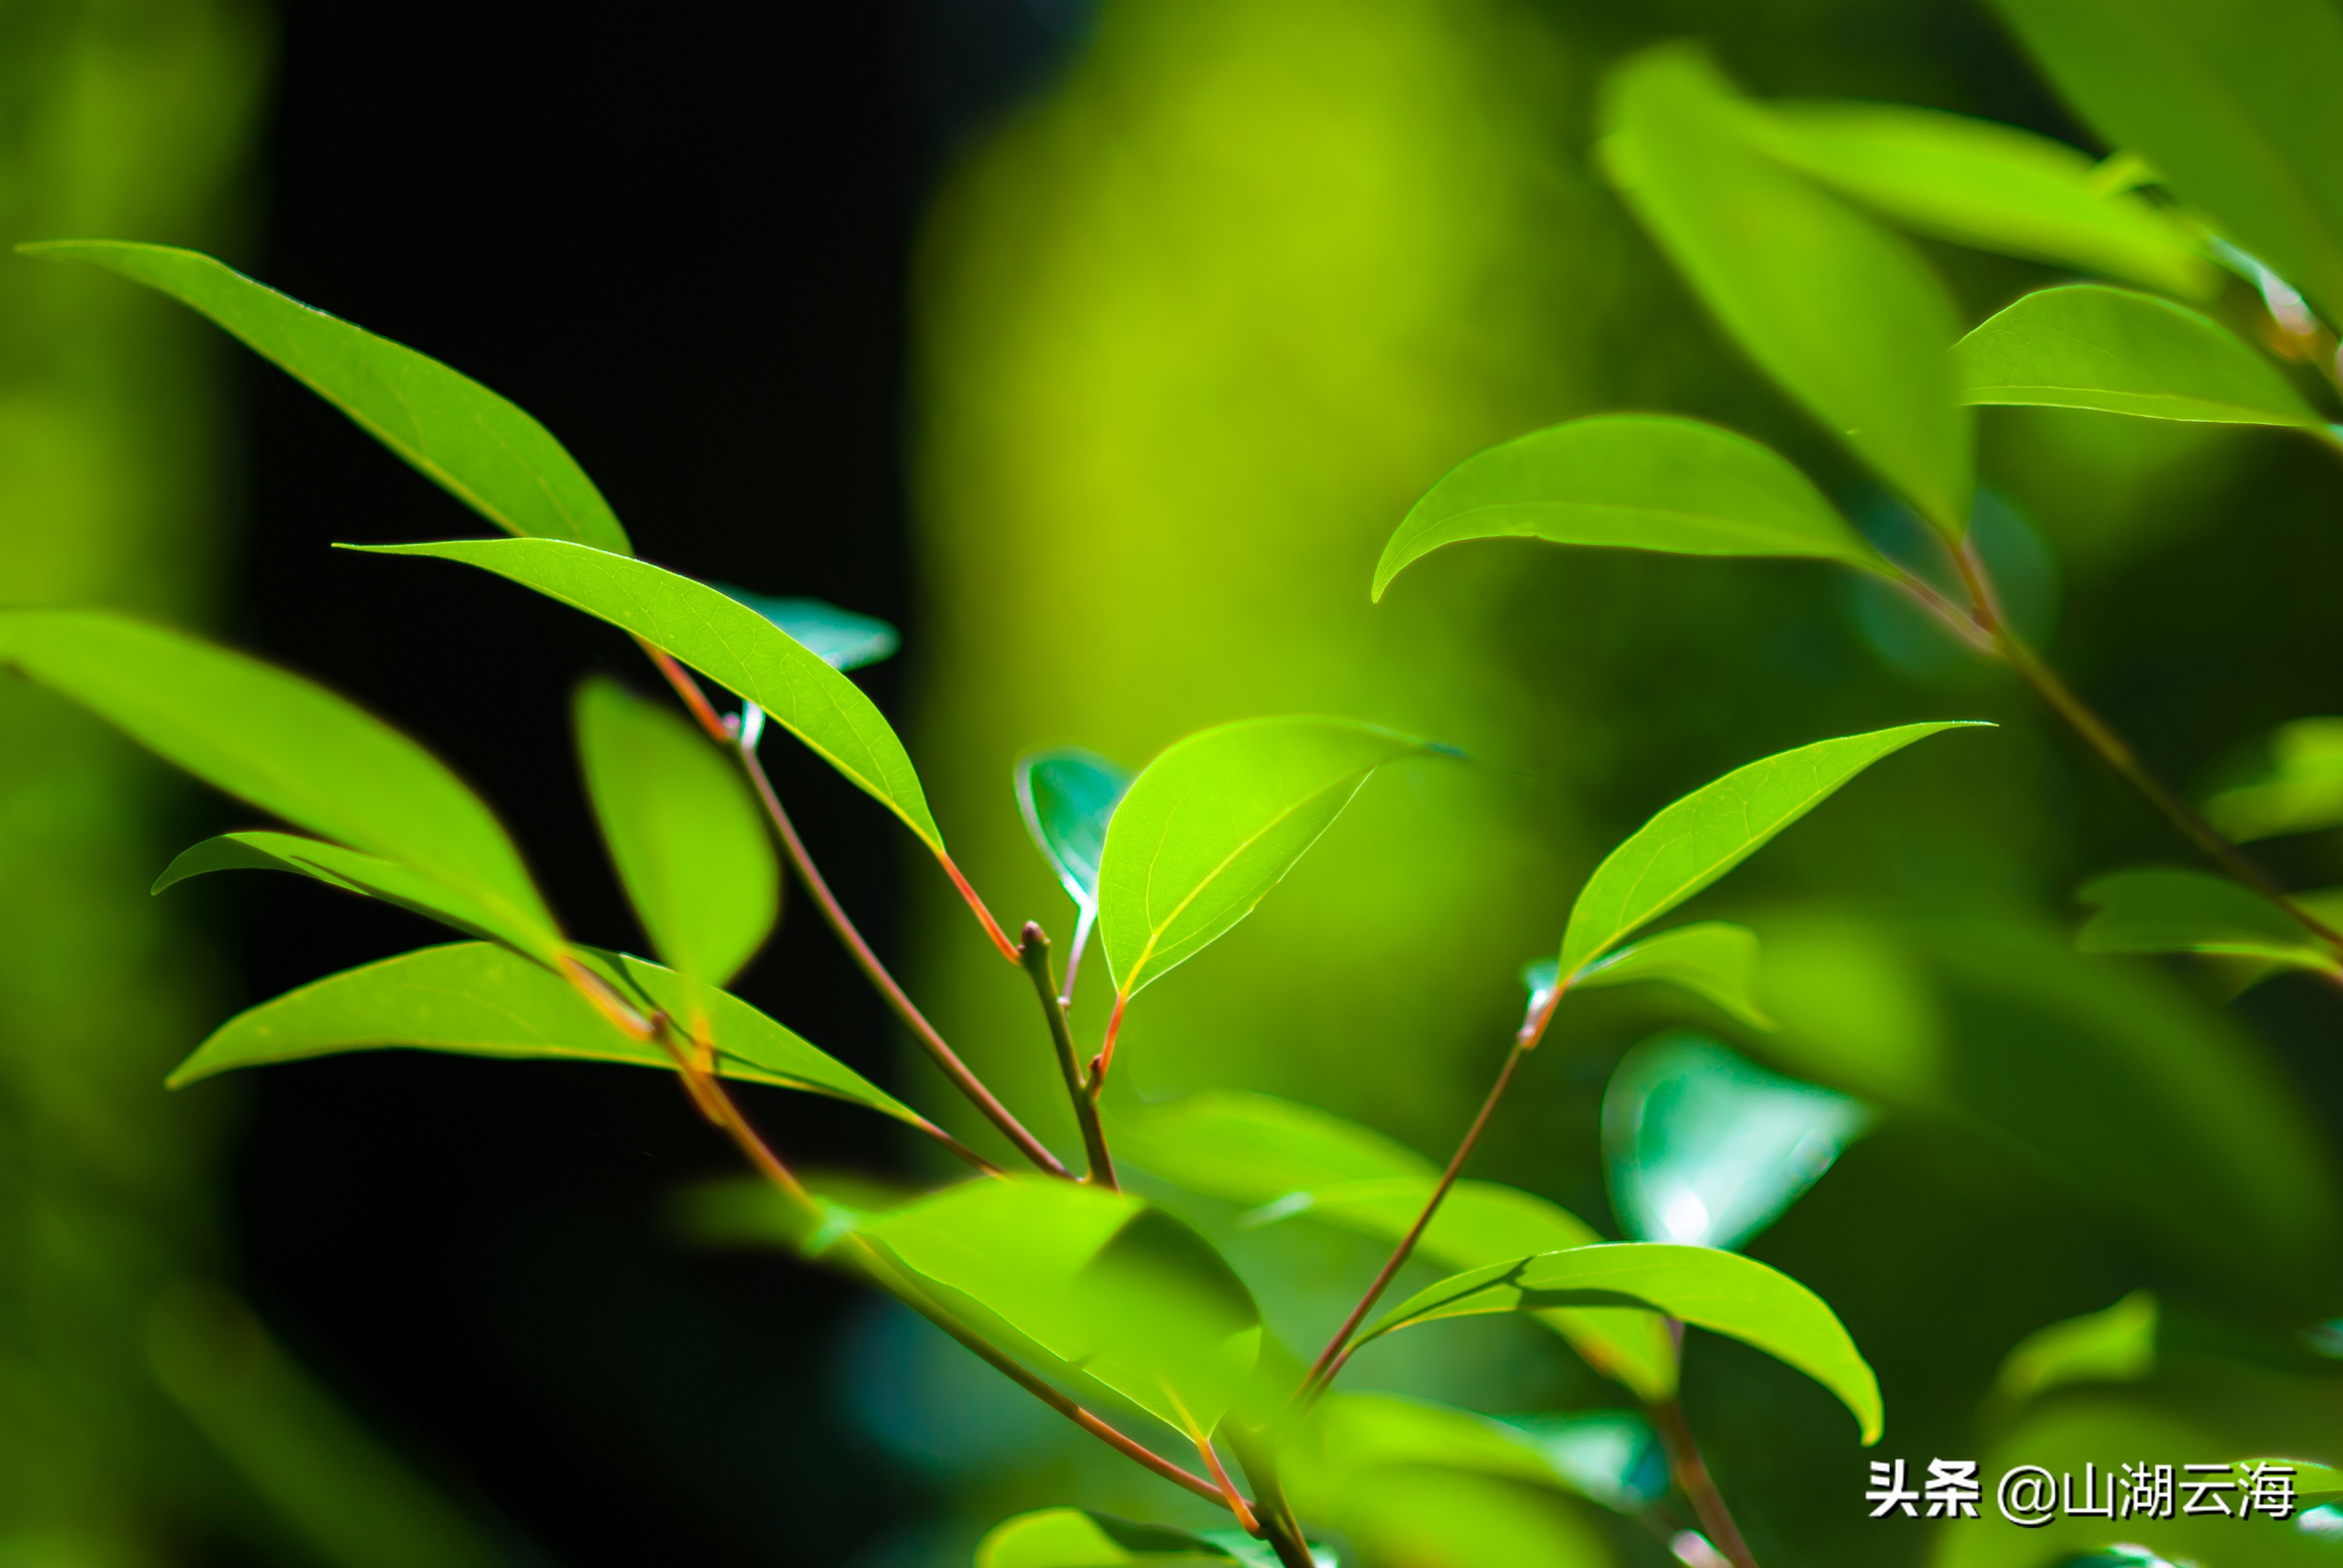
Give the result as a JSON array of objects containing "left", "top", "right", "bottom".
[
  {"left": 1371, "top": 414, "right": 1884, "bottom": 600},
  {"left": 1601, "top": 46, "right": 1972, "bottom": 535},
  {"left": 355, "top": 540, "right": 943, "bottom": 850},
  {"left": 1301, "top": 1393, "right": 1559, "bottom": 1491},
  {"left": 1989, "top": 0, "right": 2343, "bottom": 323},
  {"left": 1956, "top": 285, "right": 2321, "bottom": 426},
  {"left": 574, "top": 679, "right": 778, "bottom": 989},
  {"left": 1097, "top": 717, "right": 1446, "bottom": 999},
  {"left": 21, "top": 241, "right": 629, "bottom": 554},
  {"left": 1364, "top": 1242, "right": 1883, "bottom": 1444},
  {"left": 1550, "top": 921, "right": 1775, "bottom": 1029},
  {"left": 154, "top": 831, "right": 559, "bottom": 964},
  {"left": 2077, "top": 867, "right": 2337, "bottom": 977},
  {"left": 976, "top": 1509, "right": 1317, "bottom": 1568},
  {"left": 1559, "top": 722, "right": 1984, "bottom": 978},
  {"left": 1017, "top": 748, "right": 1135, "bottom": 911},
  {"left": 0, "top": 610, "right": 559, "bottom": 957},
  {"left": 858, "top": 1177, "right": 1262, "bottom": 1437},
  {"left": 1111, "top": 1089, "right": 1434, "bottom": 1195},
  {"left": 717, "top": 589, "right": 900, "bottom": 672},
  {"left": 1603, "top": 1032, "right": 1870, "bottom": 1253},
  {"left": 169, "top": 942, "right": 924, "bottom": 1128},
  {"left": 2206, "top": 716, "right": 2343, "bottom": 841},
  {"left": 1748, "top": 102, "right": 2213, "bottom": 297},
  {"left": 1992, "top": 1290, "right": 2156, "bottom": 1410}
]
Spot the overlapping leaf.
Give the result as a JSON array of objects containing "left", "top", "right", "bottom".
[
  {"left": 975, "top": 1509, "right": 1318, "bottom": 1568},
  {"left": 1534, "top": 921, "right": 1775, "bottom": 1029},
  {"left": 2076, "top": 868, "right": 2338, "bottom": 977},
  {"left": 719, "top": 589, "right": 900, "bottom": 672},
  {"left": 1017, "top": 749, "right": 1135, "bottom": 912}
]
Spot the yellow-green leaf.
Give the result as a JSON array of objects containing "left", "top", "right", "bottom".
[
  {"left": 2205, "top": 716, "right": 2343, "bottom": 841},
  {"left": 1564, "top": 921, "right": 1776, "bottom": 1030}
]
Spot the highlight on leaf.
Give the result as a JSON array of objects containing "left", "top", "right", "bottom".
[
  {"left": 2075, "top": 867, "right": 2339, "bottom": 978},
  {"left": 20, "top": 241, "right": 631, "bottom": 555},
  {"left": 717, "top": 588, "right": 900, "bottom": 672},
  {"left": 2205, "top": 716, "right": 2343, "bottom": 842},
  {"left": 1530, "top": 921, "right": 1776, "bottom": 1030},
  {"left": 1371, "top": 414, "right": 1887, "bottom": 601}
]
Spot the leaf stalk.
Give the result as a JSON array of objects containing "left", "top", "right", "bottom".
[{"left": 1650, "top": 1389, "right": 1760, "bottom": 1568}]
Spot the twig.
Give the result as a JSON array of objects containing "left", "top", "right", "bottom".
[
  {"left": 1018, "top": 923, "right": 1117, "bottom": 1187},
  {"left": 1229, "top": 1425, "right": 1319, "bottom": 1568},
  {"left": 1650, "top": 1388, "right": 1760, "bottom": 1568}
]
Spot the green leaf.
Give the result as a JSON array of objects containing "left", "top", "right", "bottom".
[
  {"left": 1371, "top": 414, "right": 1885, "bottom": 600},
  {"left": 1111, "top": 1089, "right": 1434, "bottom": 1194},
  {"left": 168, "top": 942, "right": 925, "bottom": 1130},
  {"left": 1495, "top": 1411, "right": 1672, "bottom": 1513},
  {"left": 574, "top": 679, "right": 778, "bottom": 990},
  {"left": 153, "top": 831, "right": 558, "bottom": 964},
  {"left": 1017, "top": 748, "right": 1136, "bottom": 912},
  {"left": 1746, "top": 102, "right": 2213, "bottom": 298},
  {"left": 355, "top": 540, "right": 943, "bottom": 852},
  {"left": 2206, "top": 716, "right": 2343, "bottom": 841},
  {"left": 1300, "top": 1393, "right": 1560, "bottom": 1492},
  {"left": 1600, "top": 45, "right": 1973, "bottom": 536},
  {"left": 1558, "top": 722, "right": 1985, "bottom": 978},
  {"left": 1551, "top": 921, "right": 1776, "bottom": 1030},
  {"left": 1362, "top": 1242, "right": 1884, "bottom": 1445},
  {"left": 1602, "top": 1031, "right": 1870, "bottom": 1252},
  {"left": 857, "top": 1176, "right": 1263, "bottom": 1438},
  {"left": 1991, "top": 1289, "right": 2157, "bottom": 1410},
  {"left": 1955, "top": 285, "right": 2322, "bottom": 426},
  {"left": 975, "top": 1510, "right": 1324, "bottom": 1568},
  {"left": 1097, "top": 717, "right": 1446, "bottom": 1000},
  {"left": 20, "top": 241, "right": 630, "bottom": 554},
  {"left": 716, "top": 589, "right": 900, "bottom": 672},
  {"left": 0, "top": 610, "right": 560, "bottom": 960},
  {"left": 2077, "top": 867, "right": 2338, "bottom": 975},
  {"left": 1988, "top": 0, "right": 2343, "bottom": 324}
]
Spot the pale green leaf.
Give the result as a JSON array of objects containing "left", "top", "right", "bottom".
[
  {"left": 168, "top": 942, "right": 925, "bottom": 1129},
  {"left": 2077, "top": 867, "right": 2337, "bottom": 975},
  {"left": 1371, "top": 414, "right": 1885, "bottom": 600},
  {"left": 154, "top": 831, "right": 558, "bottom": 964},
  {"left": 574, "top": 678, "right": 778, "bottom": 989},
  {"left": 1956, "top": 285, "right": 2321, "bottom": 426},
  {"left": 0, "top": 610, "right": 559, "bottom": 959},
  {"left": 717, "top": 589, "right": 900, "bottom": 671},
  {"left": 1557, "top": 921, "right": 1776, "bottom": 1029},
  {"left": 1017, "top": 748, "right": 1135, "bottom": 911},
  {"left": 1600, "top": 45, "right": 1973, "bottom": 535},
  {"left": 1603, "top": 1032, "right": 1870, "bottom": 1252},
  {"left": 21, "top": 241, "right": 629, "bottom": 554},
  {"left": 1362, "top": 1242, "right": 1884, "bottom": 1445},
  {"left": 1748, "top": 102, "right": 2213, "bottom": 297},
  {"left": 1559, "top": 722, "right": 1985, "bottom": 978},
  {"left": 975, "top": 1510, "right": 1325, "bottom": 1568},
  {"left": 1097, "top": 717, "right": 1446, "bottom": 999},
  {"left": 1989, "top": 0, "right": 2343, "bottom": 323},
  {"left": 1992, "top": 1289, "right": 2157, "bottom": 1410},
  {"left": 355, "top": 540, "right": 943, "bottom": 851},
  {"left": 2206, "top": 716, "right": 2343, "bottom": 841}
]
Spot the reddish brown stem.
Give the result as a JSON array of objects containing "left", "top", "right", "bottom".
[
  {"left": 1018, "top": 924, "right": 1117, "bottom": 1188},
  {"left": 1196, "top": 1438, "right": 1259, "bottom": 1533},
  {"left": 940, "top": 850, "right": 1022, "bottom": 963},
  {"left": 1651, "top": 1392, "right": 1760, "bottom": 1568}
]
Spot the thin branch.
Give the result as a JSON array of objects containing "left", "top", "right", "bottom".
[
  {"left": 1650, "top": 1390, "right": 1760, "bottom": 1568},
  {"left": 1018, "top": 923, "right": 1117, "bottom": 1187},
  {"left": 1229, "top": 1425, "right": 1319, "bottom": 1568},
  {"left": 1196, "top": 1436, "right": 1259, "bottom": 1534}
]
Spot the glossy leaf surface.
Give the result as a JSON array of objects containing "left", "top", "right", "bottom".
[
  {"left": 1363, "top": 1241, "right": 1883, "bottom": 1444},
  {"left": 1496, "top": 1411, "right": 1671, "bottom": 1513},
  {"left": 718, "top": 589, "right": 900, "bottom": 671},
  {"left": 1955, "top": 286, "right": 2320, "bottom": 426},
  {"left": 1555, "top": 921, "right": 1775, "bottom": 1028},
  {"left": 1372, "top": 414, "right": 1883, "bottom": 600},
  {"left": 1016, "top": 748, "right": 1135, "bottom": 911},
  {"left": 0, "top": 610, "right": 559, "bottom": 957},
  {"left": 1097, "top": 717, "right": 1443, "bottom": 999},
  {"left": 2206, "top": 717, "right": 2343, "bottom": 841},
  {"left": 575, "top": 679, "right": 778, "bottom": 989},
  {"left": 23, "top": 241, "right": 629, "bottom": 554},
  {"left": 1601, "top": 46, "right": 1972, "bottom": 535},
  {"left": 358, "top": 540, "right": 943, "bottom": 850},
  {"left": 1559, "top": 722, "right": 1982, "bottom": 978},
  {"left": 1749, "top": 102, "right": 2212, "bottom": 297},
  {"left": 1989, "top": 0, "right": 2343, "bottom": 322},
  {"left": 1991, "top": 1289, "right": 2156, "bottom": 1409},
  {"left": 2076, "top": 868, "right": 2337, "bottom": 975},
  {"left": 169, "top": 943, "right": 922, "bottom": 1128},
  {"left": 1603, "top": 1032, "right": 1870, "bottom": 1252},
  {"left": 154, "top": 831, "right": 558, "bottom": 964}
]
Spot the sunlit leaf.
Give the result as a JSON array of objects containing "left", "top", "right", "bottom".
[
  {"left": 718, "top": 588, "right": 900, "bottom": 671},
  {"left": 355, "top": 540, "right": 943, "bottom": 851},
  {"left": 1558, "top": 722, "right": 1985, "bottom": 978},
  {"left": 2076, "top": 867, "right": 2337, "bottom": 975},
  {"left": 153, "top": 831, "right": 558, "bottom": 964},
  {"left": 1989, "top": 0, "right": 2343, "bottom": 323},
  {"left": 1600, "top": 45, "right": 1972, "bottom": 536},
  {"left": 1746, "top": 102, "right": 2213, "bottom": 298},
  {"left": 1298, "top": 1393, "right": 1558, "bottom": 1494},
  {"left": 2206, "top": 717, "right": 2343, "bottom": 841},
  {"left": 1546, "top": 921, "right": 1775, "bottom": 1029},
  {"left": 1361, "top": 1241, "right": 1883, "bottom": 1445},
  {"left": 1017, "top": 748, "right": 1135, "bottom": 911},
  {"left": 1991, "top": 1290, "right": 2157, "bottom": 1411},
  {"left": 855, "top": 1177, "right": 1262, "bottom": 1438},
  {"left": 1097, "top": 717, "right": 1447, "bottom": 1000},
  {"left": 975, "top": 1510, "right": 1325, "bottom": 1568},
  {"left": 1495, "top": 1411, "right": 1672, "bottom": 1513},
  {"left": 1112, "top": 1089, "right": 1434, "bottom": 1195},
  {"left": 21, "top": 241, "right": 630, "bottom": 554},
  {"left": 168, "top": 943, "right": 924, "bottom": 1131},
  {"left": 0, "top": 610, "right": 560, "bottom": 960},
  {"left": 1318, "top": 1467, "right": 1617, "bottom": 1568},
  {"left": 574, "top": 678, "right": 778, "bottom": 991},
  {"left": 1603, "top": 1032, "right": 1870, "bottom": 1252},
  {"left": 1371, "top": 414, "right": 1885, "bottom": 600},
  {"left": 1955, "top": 285, "right": 2321, "bottom": 426}
]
